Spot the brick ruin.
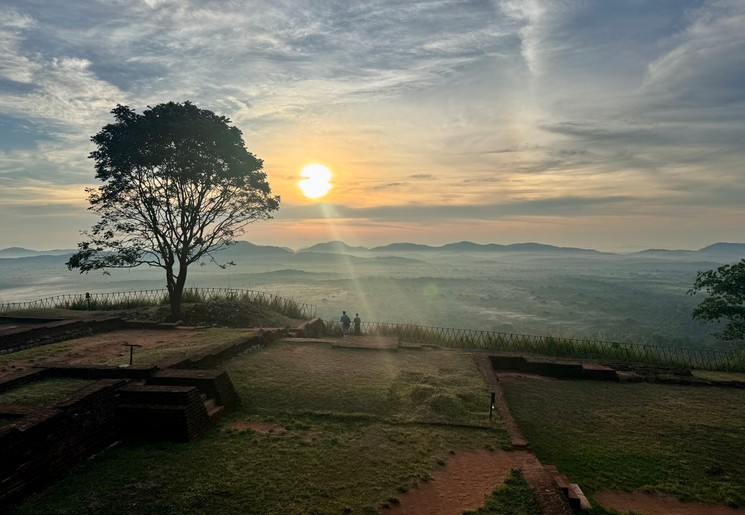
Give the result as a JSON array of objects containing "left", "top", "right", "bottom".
[{"left": 0, "top": 316, "right": 289, "bottom": 507}]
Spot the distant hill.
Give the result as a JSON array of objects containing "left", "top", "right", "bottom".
[
  {"left": 0, "top": 247, "right": 75, "bottom": 258},
  {"left": 299, "top": 241, "right": 369, "bottom": 253},
  {"left": 633, "top": 249, "right": 697, "bottom": 257},
  {"left": 370, "top": 243, "right": 436, "bottom": 252},
  {"left": 218, "top": 241, "right": 294, "bottom": 256},
  {"left": 0, "top": 254, "right": 73, "bottom": 267},
  {"left": 698, "top": 243, "right": 745, "bottom": 254},
  {"left": 319, "top": 240, "right": 603, "bottom": 254},
  {"left": 4, "top": 240, "right": 745, "bottom": 262},
  {"left": 633, "top": 243, "right": 745, "bottom": 260},
  {"left": 439, "top": 241, "right": 502, "bottom": 251}
]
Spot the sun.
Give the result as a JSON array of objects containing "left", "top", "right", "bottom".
[{"left": 298, "top": 164, "right": 333, "bottom": 199}]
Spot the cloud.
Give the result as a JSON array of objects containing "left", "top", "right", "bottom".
[
  {"left": 1, "top": 0, "right": 745, "bottom": 250},
  {"left": 372, "top": 182, "right": 408, "bottom": 190},
  {"left": 498, "top": 0, "right": 580, "bottom": 76},
  {"left": 276, "top": 196, "right": 636, "bottom": 222},
  {"left": 643, "top": 0, "right": 745, "bottom": 107},
  {"left": 0, "top": 7, "right": 37, "bottom": 83}
]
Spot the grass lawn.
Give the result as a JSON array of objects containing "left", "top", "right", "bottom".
[
  {"left": 11, "top": 342, "right": 510, "bottom": 514},
  {"left": 225, "top": 342, "right": 500, "bottom": 425},
  {"left": 0, "top": 339, "right": 84, "bottom": 367},
  {"left": 501, "top": 377, "right": 745, "bottom": 508},
  {"left": 0, "top": 378, "right": 93, "bottom": 408},
  {"left": 464, "top": 469, "right": 541, "bottom": 515}
]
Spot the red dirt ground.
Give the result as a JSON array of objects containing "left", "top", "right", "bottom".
[
  {"left": 383, "top": 449, "right": 540, "bottom": 515},
  {"left": 0, "top": 327, "right": 256, "bottom": 378},
  {"left": 595, "top": 491, "right": 745, "bottom": 514}
]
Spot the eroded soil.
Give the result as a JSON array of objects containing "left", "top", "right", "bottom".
[{"left": 383, "top": 449, "right": 540, "bottom": 515}]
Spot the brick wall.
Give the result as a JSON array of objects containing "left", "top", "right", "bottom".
[{"left": 0, "top": 379, "right": 125, "bottom": 507}]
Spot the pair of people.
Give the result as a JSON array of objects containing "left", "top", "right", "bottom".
[{"left": 340, "top": 311, "right": 361, "bottom": 336}]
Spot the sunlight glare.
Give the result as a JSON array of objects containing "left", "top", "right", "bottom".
[{"left": 298, "top": 164, "right": 333, "bottom": 199}]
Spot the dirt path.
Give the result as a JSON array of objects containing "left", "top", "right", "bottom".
[
  {"left": 383, "top": 355, "right": 577, "bottom": 515},
  {"left": 474, "top": 354, "right": 573, "bottom": 514},
  {"left": 595, "top": 491, "right": 745, "bottom": 514},
  {"left": 383, "top": 449, "right": 539, "bottom": 515}
]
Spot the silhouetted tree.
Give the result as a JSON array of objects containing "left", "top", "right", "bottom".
[
  {"left": 67, "top": 101, "right": 280, "bottom": 319},
  {"left": 688, "top": 260, "right": 745, "bottom": 340}
]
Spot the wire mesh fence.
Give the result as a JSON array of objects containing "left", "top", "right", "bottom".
[
  {"left": 2, "top": 287, "right": 742, "bottom": 371},
  {"left": 0, "top": 288, "right": 317, "bottom": 320},
  {"left": 325, "top": 320, "right": 745, "bottom": 372}
]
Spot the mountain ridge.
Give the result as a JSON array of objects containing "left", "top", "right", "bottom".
[{"left": 3, "top": 240, "right": 745, "bottom": 258}]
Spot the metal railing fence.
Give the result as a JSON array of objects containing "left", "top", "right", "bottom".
[
  {"left": 0, "top": 288, "right": 317, "bottom": 319},
  {"left": 325, "top": 320, "right": 745, "bottom": 373}
]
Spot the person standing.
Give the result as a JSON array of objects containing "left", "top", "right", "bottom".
[
  {"left": 353, "top": 313, "right": 361, "bottom": 335},
  {"left": 340, "top": 310, "right": 351, "bottom": 336}
]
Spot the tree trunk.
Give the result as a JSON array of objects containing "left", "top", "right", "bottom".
[
  {"left": 165, "top": 264, "right": 183, "bottom": 321},
  {"left": 168, "top": 285, "right": 183, "bottom": 321},
  {"left": 167, "top": 262, "right": 189, "bottom": 321}
]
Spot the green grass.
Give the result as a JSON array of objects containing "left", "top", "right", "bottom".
[
  {"left": 464, "top": 468, "right": 541, "bottom": 515},
  {"left": 0, "top": 338, "right": 82, "bottom": 366},
  {"left": 10, "top": 342, "right": 509, "bottom": 514},
  {"left": 0, "top": 378, "right": 93, "bottom": 407},
  {"left": 501, "top": 378, "right": 745, "bottom": 508},
  {"left": 57, "top": 289, "right": 310, "bottom": 320},
  {"left": 225, "top": 342, "right": 501, "bottom": 426},
  {"left": 13, "top": 419, "right": 500, "bottom": 515}
]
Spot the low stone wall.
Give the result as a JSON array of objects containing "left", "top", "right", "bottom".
[
  {"left": 118, "top": 384, "right": 210, "bottom": 442},
  {"left": 43, "top": 364, "right": 157, "bottom": 380},
  {"left": 165, "top": 329, "right": 284, "bottom": 370},
  {"left": 0, "top": 368, "right": 49, "bottom": 394},
  {"left": 0, "top": 379, "right": 125, "bottom": 507},
  {"left": 489, "top": 355, "right": 619, "bottom": 381},
  {"left": 0, "top": 325, "right": 284, "bottom": 507},
  {"left": 0, "top": 316, "right": 125, "bottom": 355},
  {"left": 148, "top": 369, "right": 241, "bottom": 411}
]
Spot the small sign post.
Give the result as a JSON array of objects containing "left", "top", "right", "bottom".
[
  {"left": 490, "top": 391, "right": 496, "bottom": 420},
  {"left": 122, "top": 342, "right": 143, "bottom": 366}
]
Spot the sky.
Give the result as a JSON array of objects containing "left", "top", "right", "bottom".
[{"left": 1, "top": 0, "right": 744, "bottom": 252}]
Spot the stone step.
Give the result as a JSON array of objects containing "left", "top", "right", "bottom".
[
  {"left": 570, "top": 483, "right": 592, "bottom": 510},
  {"left": 543, "top": 463, "right": 592, "bottom": 511},
  {"left": 206, "top": 403, "right": 225, "bottom": 424},
  {"left": 553, "top": 473, "right": 571, "bottom": 497}
]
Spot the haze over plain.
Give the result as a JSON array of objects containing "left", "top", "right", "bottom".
[{"left": 1, "top": 1, "right": 744, "bottom": 251}]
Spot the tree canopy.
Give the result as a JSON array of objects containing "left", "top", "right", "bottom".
[
  {"left": 688, "top": 260, "right": 745, "bottom": 340},
  {"left": 67, "top": 101, "right": 280, "bottom": 318}
]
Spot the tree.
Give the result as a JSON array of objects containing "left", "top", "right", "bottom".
[
  {"left": 67, "top": 101, "right": 280, "bottom": 319},
  {"left": 688, "top": 260, "right": 745, "bottom": 340}
]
